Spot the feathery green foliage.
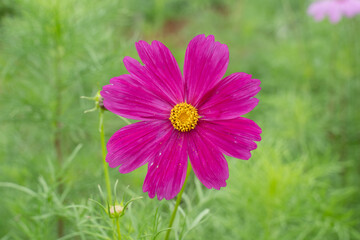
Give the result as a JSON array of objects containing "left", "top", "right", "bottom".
[{"left": 1, "top": 0, "right": 359, "bottom": 239}]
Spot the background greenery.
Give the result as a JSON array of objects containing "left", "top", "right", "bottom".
[{"left": 1, "top": 0, "right": 359, "bottom": 239}]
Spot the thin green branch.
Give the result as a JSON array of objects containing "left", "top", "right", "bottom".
[
  {"left": 164, "top": 163, "right": 192, "bottom": 240},
  {"left": 115, "top": 217, "right": 122, "bottom": 240},
  {"left": 99, "top": 108, "right": 112, "bottom": 204}
]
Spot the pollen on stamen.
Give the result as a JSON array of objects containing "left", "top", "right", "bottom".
[{"left": 169, "top": 102, "right": 199, "bottom": 132}]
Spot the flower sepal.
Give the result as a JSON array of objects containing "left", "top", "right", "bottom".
[
  {"left": 106, "top": 196, "right": 142, "bottom": 218},
  {"left": 90, "top": 182, "right": 143, "bottom": 219},
  {"left": 81, "top": 90, "right": 106, "bottom": 113}
]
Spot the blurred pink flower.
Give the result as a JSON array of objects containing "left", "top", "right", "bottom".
[
  {"left": 308, "top": 0, "right": 360, "bottom": 23},
  {"left": 101, "top": 34, "right": 261, "bottom": 200}
]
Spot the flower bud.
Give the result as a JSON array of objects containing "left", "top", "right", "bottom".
[
  {"left": 81, "top": 90, "right": 107, "bottom": 113},
  {"left": 109, "top": 204, "right": 124, "bottom": 218}
]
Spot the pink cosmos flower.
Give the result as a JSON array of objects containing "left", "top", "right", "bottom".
[
  {"left": 101, "top": 34, "right": 261, "bottom": 200},
  {"left": 307, "top": 0, "right": 360, "bottom": 23}
]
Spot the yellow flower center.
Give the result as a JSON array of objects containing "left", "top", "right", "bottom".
[{"left": 169, "top": 102, "right": 199, "bottom": 132}]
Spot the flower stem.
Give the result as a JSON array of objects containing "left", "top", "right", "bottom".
[
  {"left": 164, "top": 163, "right": 192, "bottom": 240},
  {"left": 99, "top": 108, "right": 112, "bottom": 204},
  {"left": 53, "top": 5, "right": 64, "bottom": 236},
  {"left": 115, "top": 217, "right": 122, "bottom": 240}
]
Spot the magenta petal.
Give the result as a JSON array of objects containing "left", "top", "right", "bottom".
[
  {"left": 328, "top": 5, "right": 342, "bottom": 23},
  {"left": 197, "top": 118, "right": 261, "bottom": 160},
  {"left": 307, "top": 1, "right": 327, "bottom": 21},
  {"left": 198, "top": 72, "right": 260, "bottom": 121},
  {"left": 307, "top": 0, "right": 360, "bottom": 23},
  {"left": 143, "top": 131, "right": 188, "bottom": 200},
  {"left": 135, "top": 40, "right": 184, "bottom": 103},
  {"left": 347, "top": 0, "right": 360, "bottom": 16},
  {"left": 101, "top": 74, "right": 172, "bottom": 120},
  {"left": 184, "top": 34, "right": 229, "bottom": 106},
  {"left": 123, "top": 56, "right": 179, "bottom": 106},
  {"left": 106, "top": 121, "right": 173, "bottom": 174},
  {"left": 188, "top": 128, "right": 229, "bottom": 190}
]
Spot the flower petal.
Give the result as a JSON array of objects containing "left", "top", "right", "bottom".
[
  {"left": 101, "top": 74, "right": 172, "bottom": 120},
  {"left": 188, "top": 128, "right": 229, "bottom": 190},
  {"left": 307, "top": 1, "right": 327, "bottom": 21},
  {"left": 329, "top": 6, "right": 342, "bottom": 23},
  {"left": 198, "top": 72, "right": 260, "bottom": 121},
  {"left": 184, "top": 34, "right": 229, "bottom": 106},
  {"left": 143, "top": 130, "right": 188, "bottom": 200},
  {"left": 346, "top": 0, "right": 360, "bottom": 16},
  {"left": 135, "top": 40, "right": 184, "bottom": 103},
  {"left": 123, "top": 56, "right": 180, "bottom": 105},
  {"left": 197, "top": 118, "right": 261, "bottom": 160},
  {"left": 106, "top": 121, "right": 173, "bottom": 173}
]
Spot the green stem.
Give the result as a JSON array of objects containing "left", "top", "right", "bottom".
[
  {"left": 53, "top": 5, "right": 64, "bottom": 237},
  {"left": 115, "top": 217, "right": 122, "bottom": 240},
  {"left": 99, "top": 108, "right": 112, "bottom": 204},
  {"left": 164, "top": 164, "right": 192, "bottom": 240}
]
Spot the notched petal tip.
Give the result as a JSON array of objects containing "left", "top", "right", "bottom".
[
  {"left": 132, "top": 37, "right": 185, "bottom": 104},
  {"left": 190, "top": 34, "right": 225, "bottom": 47},
  {"left": 196, "top": 118, "right": 261, "bottom": 161},
  {"left": 190, "top": 33, "right": 206, "bottom": 42},
  {"left": 252, "top": 97, "right": 260, "bottom": 105},
  {"left": 123, "top": 56, "right": 142, "bottom": 68},
  {"left": 198, "top": 72, "right": 261, "bottom": 120},
  {"left": 135, "top": 40, "right": 150, "bottom": 54},
  {"left": 185, "top": 34, "right": 230, "bottom": 106}
]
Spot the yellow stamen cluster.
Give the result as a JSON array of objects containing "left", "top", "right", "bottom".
[{"left": 170, "top": 102, "right": 199, "bottom": 132}]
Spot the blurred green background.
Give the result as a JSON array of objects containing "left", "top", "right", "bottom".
[{"left": 1, "top": 0, "right": 359, "bottom": 239}]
